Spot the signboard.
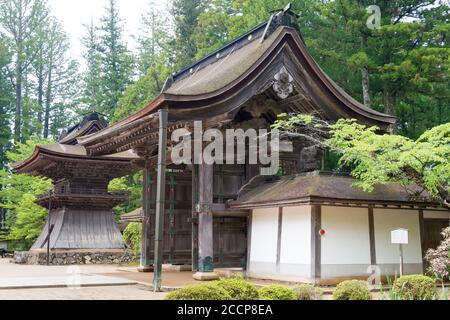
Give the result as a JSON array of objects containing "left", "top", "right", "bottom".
[{"left": 391, "top": 228, "right": 408, "bottom": 244}]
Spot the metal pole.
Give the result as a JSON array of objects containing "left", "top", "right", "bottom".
[
  {"left": 399, "top": 244, "right": 404, "bottom": 277},
  {"left": 153, "top": 109, "right": 168, "bottom": 292},
  {"left": 46, "top": 189, "right": 52, "bottom": 266}
]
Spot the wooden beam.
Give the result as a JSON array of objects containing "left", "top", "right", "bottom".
[
  {"left": 246, "top": 213, "right": 252, "bottom": 272},
  {"left": 418, "top": 209, "right": 425, "bottom": 273},
  {"left": 152, "top": 109, "right": 168, "bottom": 291},
  {"left": 197, "top": 162, "right": 214, "bottom": 273},
  {"left": 191, "top": 164, "right": 199, "bottom": 271},
  {"left": 276, "top": 207, "right": 283, "bottom": 272},
  {"left": 139, "top": 157, "right": 153, "bottom": 272},
  {"left": 368, "top": 206, "right": 376, "bottom": 265},
  {"left": 311, "top": 205, "right": 321, "bottom": 283}
]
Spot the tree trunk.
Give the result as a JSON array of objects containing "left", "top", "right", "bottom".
[
  {"left": 37, "top": 51, "right": 44, "bottom": 127},
  {"left": 14, "top": 66, "right": 22, "bottom": 142},
  {"left": 360, "top": 34, "right": 371, "bottom": 108},
  {"left": 383, "top": 88, "right": 395, "bottom": 116},
  {"left": 44, "top": 61, "right": 53, "bottom": 139},
  {"left": 361, "top": 67, "right": 371, "bottom": 107}
]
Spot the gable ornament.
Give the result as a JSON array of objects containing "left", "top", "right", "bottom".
[{"left": 273, "top": 66, "right": 294, "bottom": 99}]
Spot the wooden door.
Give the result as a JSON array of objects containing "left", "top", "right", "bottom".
[
  {"left": 213, "top": 216, "right": 248, "bottom": 268},
  {"left": 149, "top": 169, "right": 193, "bottom": 265}
]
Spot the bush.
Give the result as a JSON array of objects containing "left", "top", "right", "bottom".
[
  {"left": 164, "top": 283, "right": 232, "bottom": 300},
  {"left": 393, "top": 275, "right": 437, "bottom": 300},
  {"left": 333, "top": 280, "right": 372, "bottom": 300},
  {"left": 425, "top": 227, "right": 449, "bottom": 281},
  {"left": 258, "top": 285, "right": 297, "bottom": 300},
  {"left": 122, "top": 222, "right": 142, "bottom": 254},
  {"left": 215, "top": 276, "right": 259, "bottom": 300},
  {"left": 294, "top": 284, "right": 322, "bottom": 300}
]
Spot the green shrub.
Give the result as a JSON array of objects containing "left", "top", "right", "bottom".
[
  {"left": 294, "top": 284, "right": 322, "bottom": 300},
  {"left": 122, "top": 222, "right": 142, "bottom": 254},
  {"left": 393, "top": 275, "right": 437, "bottom": 300},
  {"left": 333, "top": 280, "right": 372, "bottom": 300},
  {"left": 215, "top": 276, "right": 259, "bottom": 300},
  {"left": 258, "top": 285, "right": 297, "bottom": 300},
  {"left": 164, "top": 283, "right": 232, "bottom": 300}
]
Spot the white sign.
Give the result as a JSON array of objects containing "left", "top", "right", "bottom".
[{"left": 391, "top": 228, "right": 408, "bottom": 244}]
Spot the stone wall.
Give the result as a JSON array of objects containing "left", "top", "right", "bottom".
[{"left": 13, "top": 249, "right": 137, "bottom": 265}]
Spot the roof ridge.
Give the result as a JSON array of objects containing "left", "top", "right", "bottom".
[{"left": 164, "top": 4, "right": 303, "bottom": 92}]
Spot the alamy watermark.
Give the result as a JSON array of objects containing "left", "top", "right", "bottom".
[
  {"left": 171, "top": 121, "right": 292, "bottom": 175},
  {"left": 366, "top": 5, "right": 381, "bottom": 30}
]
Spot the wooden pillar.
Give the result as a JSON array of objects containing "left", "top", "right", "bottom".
[
  {"left": 191, "top": 164, "right": 199, "bottom": 271},
  {"left": 276, "top": 207, "right": 283, "bottom": 273},
  {"left": 368, "top": 206, "right": 376, "bottom": 266},
  {"left": 138, "top": 157, "right": 153, "bottom": 272},
  {"left": 310, "top": 205, "right": 321, "bottom": 284},
  {"left": 418, "top": 209, "right": 425, "bottom": 273},
  {"left": 193, "top": 162, "right": 219, "bottom": 280},
  {"left": 153, "top": 109, "right": 168, "bottom": 291}
]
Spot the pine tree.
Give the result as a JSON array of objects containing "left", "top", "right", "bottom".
[
  {"left": 0, "top": 0, "right": 49, "bottom": 142},
  {"left": 170, "top": 0, "right": 203, "bottom": 68},
  {"left": 80, "top": 19, "right": 103, "bottom": 113},
  {"left": 97, "top": 0, "right": 134, "bottom": 118}
]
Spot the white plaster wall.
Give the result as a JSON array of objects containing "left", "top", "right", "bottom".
[
  {"left": 321, "top": 206, "right": 371, "bottom": 265},
  {"left": 250, "top": 208, "right": 279, "bottom": 263},
  {"left": 424, "top": 211, "right": 450, "bottom": 221},
  {"left": 280, "top": 206, "right": 311, "bottom": 264},
  {"left": 374, "top": 209, "right": 422, "bottom": 264}
]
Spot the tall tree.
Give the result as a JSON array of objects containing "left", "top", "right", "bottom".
[
  {"left": 170, "top": 0, "right": 203, "bottom": 68},
  {"left": 112, "top": 1, "right": 173, "bottom": 123},
  {"left": 0, "top": 0, "right": 48, "bottom": 142},
  {"left": 0, "top": 39, "right": 13, "bottom": 171},
  {"left": 135, "top": 1, "right": 172, "bottom": 75},
  {"left": 80, "top": 19, "right": 103, "bottom": 113},
  {"left": 97, "top": 0, "right": 133, "bottom": 118}
]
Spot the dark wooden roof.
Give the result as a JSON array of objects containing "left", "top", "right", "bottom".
[
  {"left": 59, "top": 112, "right": 108, "bottom": 145},
  {"left": 78, "top": 11, "right": 395, "bottom": 157},
  {"left": 229, "top": 172, "right": 442, "bottom": 209},
  {"left": 11, "top": 144, "right": 138, "bottom": 180},
  {"left": 11, "top": 112, "right": 138, "bottom": 180}
]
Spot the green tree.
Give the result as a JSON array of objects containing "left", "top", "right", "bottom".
[
  {"left": 170, "top": 0, "right": 203, "bottom": 68},
  {"left": 0, "top": 136, "right": 53, "bottom": 243},
  {"left": 274, "top": 114, "right": 450, "bottom": 209},
  {"left": 80, "top": 19, "right": 104, "bottom": 113},
  {"left": 0, "top": 0, "right": 49, "bottom": 142},
  {"left": 112, "top": 1, "right": 173, "bottom": 122},
  {"left": 30, "top": 17, "right": 80, "bottom": 139},
  {"left": 97, "top": 0, "right": 134, "bottom": 118}
]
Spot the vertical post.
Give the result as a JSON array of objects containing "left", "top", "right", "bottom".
[
  {"left": 399, "top": 244, "right": 404, "bottom": 277},
  {"left": 368, "top": 206, "right": 376, "bottom": 266},
  {"left": 191, "top": 164, "right": 199, "bottom": 271},
  {"left": 153, "top": 109, "right": 168, "bottom": 292},
  {"left": 139, "top": 157, "right": 153, "bottom": 272},
  {"left": 310, "top": 205, "right": 321, "bottom": 284},
  {"left": 46, "top": 190, "right": 52, "bottom": 266},
  {"left": 193, "top": 162, "right": 219, "bottom": 281}
]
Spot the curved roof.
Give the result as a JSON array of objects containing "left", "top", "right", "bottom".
[
  {"left": 11, "top": 143, "right": 138, "bottom": 177},
  {"left": 79, "top": 13, "right": 395, "bottom": 155},
  {"left": 230, "top": 172, "right": 438, "bottom": 209}
]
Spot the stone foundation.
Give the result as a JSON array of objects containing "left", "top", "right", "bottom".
[{"left": 13, "top": 249, "right": 137, "bottom": 265}]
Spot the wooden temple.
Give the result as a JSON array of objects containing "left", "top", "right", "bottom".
[
  {"left": 12, "top": 113, "right": 138, "bottom": 258},
  {"left": 75, "top": 6, "right": 402, "bottom": 283},
  {"left": 15, "top": 6, "right": 449, "bottom": 282}
]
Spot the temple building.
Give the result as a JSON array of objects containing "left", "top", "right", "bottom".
[
  {"left": 75, "top": 6, "right": 449, "bottom": 284},
  {"left": 13, "top": 7, "right": 449, "bottom": 282},
  {"left": 12, "top": 113, "right": 139, "bottom": 264}
]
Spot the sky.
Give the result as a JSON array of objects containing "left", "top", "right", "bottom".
[{"left": 47, "top": 0, "right": 168, "bottom": 66}]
